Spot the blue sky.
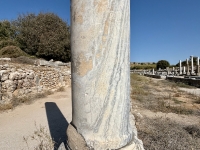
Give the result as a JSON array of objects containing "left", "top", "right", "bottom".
[{"left": 0, "top": 0, "right": 200, "bottom": 65}]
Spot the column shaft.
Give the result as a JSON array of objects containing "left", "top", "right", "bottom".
[
  {"left": 71, "top": 0, "right": 133, "bottom": 149},
  {"left": 191, "top": 56, "right": 194, "bottom": 74}
]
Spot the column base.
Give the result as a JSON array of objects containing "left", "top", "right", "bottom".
[
  {"left": 119, "top": 138, "right": 144, "bottom": 150},
  {"left": 67, "top": 114, "right": 144, "bottom": 150}
]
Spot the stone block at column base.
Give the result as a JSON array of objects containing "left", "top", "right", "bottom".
[
  {"left": 66, "top": 123, "right": 89, "bottom": 150},
  {"left": 67, "top": 118, "right": 144, "bottom": 150}
]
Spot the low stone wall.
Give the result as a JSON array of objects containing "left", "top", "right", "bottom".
[
  {"left": 144, "top": 74, "right": 162, "bottom": 79},
  {"left": 166, "top": 77, "right": 200, "bottom": 88},
  {"left": 0, "top": 63, "right": 71, "bottom": 104}
]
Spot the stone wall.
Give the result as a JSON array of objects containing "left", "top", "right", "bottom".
[
  {"left": 0, "top": 63, "right": 71, "bottom": 104},
  {"left": 144, "top": 74, "right": 167, "bottom": 79},
  {"left": 166, "top": 77, "right": 200, "bottom": 88},
  {"left": 144, "top": 74, "right": 161, "bottom": 79}
]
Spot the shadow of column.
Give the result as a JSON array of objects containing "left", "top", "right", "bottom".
[{"left": 45, "top": 102, "right": 69, "bottom": 150}]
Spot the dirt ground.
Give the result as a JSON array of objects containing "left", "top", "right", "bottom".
[
  {"left": 1, "top": 74, "right": 200, "bottom": 150},
  {"left": 131, "top": 74, "right": 200, "bottom": 150},
  {"left": 0, "top": 87, "right": 72, "bottom": 150}
]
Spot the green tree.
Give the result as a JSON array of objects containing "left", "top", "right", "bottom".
[
  {"left": 13, "top": 12, "right": 71, "bottom": 62},
  {"left": 156, "top": 60, "right": 170, "bottom": 70},
  {"left": 0, "top": 20, "right": 15, "bottom": 40}
]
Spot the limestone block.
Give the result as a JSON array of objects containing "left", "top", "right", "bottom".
[
  {"left": 20, "top": 72, "right": 26, "bottom": 79},
  {"left": 26, "top": 72, "right": 35, "bottom": 79},
  {"left": 9, "top": 72, "right": 19, "bottom": 80},
  {"left": 3, "top": 80, "right": 17, "bottom": 93},
  {"left": 22, "top": 79, "right": 31, "bottom": 87},
  {"left": 0, "top": 70, "right": 9, "bottom": 81},
  {"left": 17, "top": 80, "right": 24, "bottom": 89},
  {"left": 17, "top": 69, "right": 24, "bottom": 72},
  {"left": 0, "top": 64, "right": 9, "bottom": 70},
  {"left": 11, "top": 68, "right": 16, "bottom": 72},
  {"left": 67, "top": 124, "right": 89, "bottom": 150},
  {"left": 13, "top": 89, "right": 20, "bottom": 97}
]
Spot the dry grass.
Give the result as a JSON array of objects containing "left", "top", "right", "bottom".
[
  {"left": 0, "top": 90, "right": 53, "bottom": 112},
  {"left": 23, "top": 123, "right": 55, "bottom": 150},
  {"left": 131, "top": 73, "right": 200, "bottom": 149},
  {"left": 135, "top": 116, "right": 200, "bottom": 150},
  {"left": 56, "top": 86, "right": 65, "bottom": 92},
  {"left": 131, "top": 73, "right": 199, "bottom": 115}
]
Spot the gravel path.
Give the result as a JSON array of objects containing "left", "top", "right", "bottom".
[{"left": 0, "top": 87, "right": 72, "bottom": 150}]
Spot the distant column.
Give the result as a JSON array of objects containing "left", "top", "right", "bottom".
[
  {"left": 152, "top": 68, "right": 155, "bottom": 75},
  {"left": 197, "top": 57, "right": 199, "bottom": 75},
  {"left": 167, "top": 68, "right": 170, "bottom": 75},
  {"left": 183, "top": 66, "right": 186, "bottom": 74},
  {"left": 69, "top": 0, "right": 143, "bottom": 149},
  {"left": 172, "top": 67, "right": 175, "bottom": 75},
  {"left": 191, "top": 56, "right": 194, "bottom": 74},
  {"left": 179, "top": 60, "right": 182, "bottom": 75},
  {"left": 186, "top": 58, "right": 190, "bottom": 75}
]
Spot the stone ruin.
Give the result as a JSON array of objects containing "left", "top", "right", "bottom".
[
  {"left": 133, "top": 55, "right": 200, "bottom": 87},
  {"left": 0, "top": 61, "right": 71, "bottom": 105},
  {"left": 133, "top": 55, "right": 200, "bottom": 78}
]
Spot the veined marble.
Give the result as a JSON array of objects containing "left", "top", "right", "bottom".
[{"left": 70, "top": 0, "right": 143, "bottom": 149}]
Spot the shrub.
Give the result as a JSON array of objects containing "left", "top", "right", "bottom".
[
  {"left": 0, "top": 45, "right": 28, "bottom": 58},
  {"left": 0, "top": 39, "right": 18, "bottom": 49}
]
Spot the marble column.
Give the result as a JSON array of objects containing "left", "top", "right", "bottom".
[
  {"left": 197, "top": 57, "right": 199, "bottom": 75},
  {"left": 179, "top": 60, "right": 182, "bottom": 75},
  {"left": 186, "top": 58, "right": 190, "bottom": 75},
  {"left": 152, "top": 68, "right": 155, "bottom": 75},
  {"left": 70, "top": 0, "right": 143, "bottom": 149},
  {"left": 183, "top": 66, "right": 186, "bottom": 74},
  {"left": 167, "top": 68, "right": 170, "bottom": 75},
  {"left": 191, "top": 56, "right": 194, "bottom": 74}
]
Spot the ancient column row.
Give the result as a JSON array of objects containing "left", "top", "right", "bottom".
[{"left": 179, "top": 56, "right": 200, "bottom": 75}]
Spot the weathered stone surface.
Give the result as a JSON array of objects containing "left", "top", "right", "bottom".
[
  {"left": 70, "top": 0, "right": 143, "bottom": 149},
  {"left": 0, "top": 70, "right": 9, "bottom": 81},
  {"left": 3, "top": 80, "right": 17, "bottom": 93},
  {"left": 67, "top": 124, "right": 89, "bottom": 150},
  {"left": 9, "top": 72, "right": 19, "bottom": 80},
  {"left": 0, "top": 63, "right": 71, "bottom": 103},
  {"left": 26, "top": 72, "right": 35, "bottom": 79}
]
